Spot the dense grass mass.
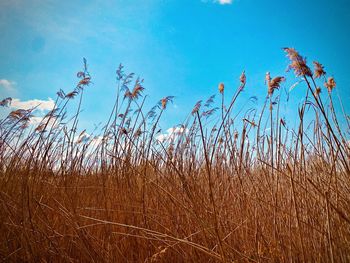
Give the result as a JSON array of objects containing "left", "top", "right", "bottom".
[{"left": 1, "top": 49, "right": 350, "bottom": 262}]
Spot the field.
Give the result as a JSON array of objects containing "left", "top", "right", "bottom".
[{"left": 1, "top": 48, "right": 350, "bottom": 262}]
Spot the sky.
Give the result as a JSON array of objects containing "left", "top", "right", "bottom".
[{"left": 1, "top": 0, "right": 350, "bottom": 134}]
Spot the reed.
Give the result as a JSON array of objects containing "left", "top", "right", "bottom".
[{"left": 0, "top": 48, "right": 349, "bottom": 262}]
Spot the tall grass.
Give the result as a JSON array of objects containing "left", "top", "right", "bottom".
[{"left": 0, "top": 48, "right": 350, "bottom": 262}]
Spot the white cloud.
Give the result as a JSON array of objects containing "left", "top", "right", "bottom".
[
  {"left": 75, "top": 131, "right": 91, "bottom": 144},
  {"left": 91, "top": 136, "right": 103, "bottom": 146},
  {"left": 156, "top": 126, "right": 189, "bottom": 143},
  {"left": 73, "top": 131, "right": 104, "bottom": 146},
  {"left": 11, "top": 98, "right": 55, "bottom": 111},
  {"left": 216, "top": 0, "right": 233, "bottom": 4},
  {"left": 29, "top": 116, "right": 45, "bottom": 125},
  {"left": 29, "top": 115, "right": 58, "bottom": 127},
  {"left": 156, "top": 134, "right": 168, "bottom": 143},
  {"left": 0, "top": 79, "right": 16, "bottom": 91}
]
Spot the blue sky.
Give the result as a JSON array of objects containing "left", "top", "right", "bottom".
[{"left": 1, "top": 0, "right": 350, "bottom": 133}]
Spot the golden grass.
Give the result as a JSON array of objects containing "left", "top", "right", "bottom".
[{"left": 0, "top": 48, "right": 350, "bottom": 262}]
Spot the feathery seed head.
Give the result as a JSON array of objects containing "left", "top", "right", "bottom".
[
  {"left": 314, "top": 86, "right": 321, "bottom": 97},
  {"left": 9, "top": 109, "right": 30, "bottom": 120},
  {"left": 313, "top": 61, "right": 326, "bottom": 79},
  {"left": 131, "top": 84, "right": 144, "bottom": 99},
  {"left": 65, "top": 90, "right": 78, "bottom": 99},
  {"left": 125, "top": 84, "right": 144, "bottom": 100},
  {"left": 160, "top": 96, "right": 174, "bottom": 109},
  {"left": 124, "top": 89, "right": 132, "bottom": 99},
  {"left": 267, "top": 76, "right": 285, "bottom": 96},
  {"left": 78, "top": 77, "right": 91, "bottom": 87},
  {"left": 283, "top": 47, "right": 312, "bottom": 77},
  {"left": 240, "top": 71, "right": 246, "bottom": 85},
  {"left": 218, "top": 82, "right": 224, "bottom": 94},
  {"left": 284, "top": 47, "right": 299, "bottom": 61},
  {"left": 161, "top": 98, "right": 167, "bottom": 109},
  {"left": 324, "top": 77, "right": 336, "bottom": 93},
  {"left": 192, "top": 100, "right": 202, "bottom": 115}
]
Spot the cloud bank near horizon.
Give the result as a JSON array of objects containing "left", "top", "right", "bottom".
[{"left": 11, "top": 98, "right": 55, "bottom": 112}]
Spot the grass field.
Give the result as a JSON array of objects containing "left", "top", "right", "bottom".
[{"left": 1, "top": 48, "right": 350, "bottom": 262}]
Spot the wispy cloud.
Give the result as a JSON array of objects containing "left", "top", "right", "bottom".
[
  {"left": 0, "top": 79, "right": 16, "bottom": 91},
  {"left": 11, "top": 98, "right": 55, "bottom": 111},
  {"left": 215, "top": 0, "right": 233, "bottom": 4},
  {"left": 201, "top": 0, "right": 233, "bottom": 5}
]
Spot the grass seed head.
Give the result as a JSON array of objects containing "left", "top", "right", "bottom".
[
  {"left": 192, "top": 100, "right": 202, "bottom": 115},
  {"left": 314, "top": 86, "right": 321, "bottom": 97},
  {"left": 313, "top": 61, "right": 326, "bottom": 79},
  {"left": 267, "top": 76, "right": 285, "bottom": 96},
  {"left": 324, "top": 77, "right": 336, "bottom": 93},
  {"left": 284, "top": 47, "right": 312, "bottom": 77},
  {"left": 218, "top": 82, "right": 224, "bottom": 94},
  {"left": 240, "top": 71, "right": 246, "bottom": 85}
]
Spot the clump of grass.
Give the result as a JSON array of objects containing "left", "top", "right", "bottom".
[{"left": 0, "top": 48, "right": 350, "bottom": 262}]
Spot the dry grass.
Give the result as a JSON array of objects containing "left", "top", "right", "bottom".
[{"left": 0, "top": 49, "right": 350, "bottom": 262}]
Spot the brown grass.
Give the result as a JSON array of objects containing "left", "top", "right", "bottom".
[{"left": 0, "top": 49, "right": 350, "bottom": 262}]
